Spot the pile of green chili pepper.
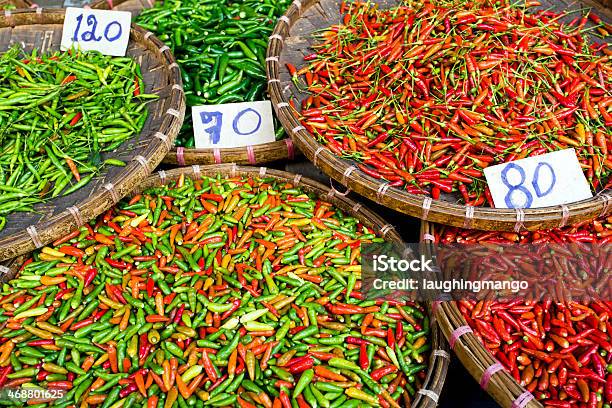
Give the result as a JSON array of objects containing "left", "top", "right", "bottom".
[
  {"left": 135, "top": 0, "right": 289, "bottom": 147},
  {"left": 0, "top": 46, "right": 154, "bottom": 232},
  {"left": 0, "top": 174, "right": 430, "bottom": 407}
]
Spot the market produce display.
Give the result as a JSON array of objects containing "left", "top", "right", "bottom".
[
  {"left": 0, "top": 174, "right": 431, "bottom": 407},
  {"left": 432, "top": 217, "right": 612, "bottom": 407},
  {"left": 135, "top": 0, "right": 289, "bottom": 148},
  {"left": 292, "top": 0, "right": 612, "bottom": 206},
  {"left": 0, "top": 46, "right": 153, "bottom": 233}
]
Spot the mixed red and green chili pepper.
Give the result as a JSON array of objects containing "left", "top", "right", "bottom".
[
  {"left": 135, "top": 0, "right": 289, "bottom": 147},
  {"left": 0, "top": 46, "right": 154, "bottom": 232},
  {"left": 434, "top": 217, "right": 612, "bottom": 407},
  {"left": 292, "top": 0, "right": 611, "bottom": 205},
  {"left": 0, "top": 173, "right": 430, "bottom": 407}
]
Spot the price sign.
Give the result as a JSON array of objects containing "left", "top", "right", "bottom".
[
  {"left": 192, "top": 101, "right": 276, "bottom": 149},
  {"left": 61, "top": 7, "right": 131, "bottom": 56},
  {"left": 484, "top": 149, "right": 593, "bottom": 209}
]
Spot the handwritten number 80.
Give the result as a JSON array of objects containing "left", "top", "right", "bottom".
[
  {"left": 501, "top": 162, "right": 556, "bottom": 208},
  {"left": 73, "top": 14, "right": 122, "bottom": 43}
]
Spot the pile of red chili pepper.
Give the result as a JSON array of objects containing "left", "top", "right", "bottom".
[
  {"left": 433, "top": 217, "right": 612, "bottom": 407},
  {"left": 0, "top": 174, "right": 430, "bottom": 407},
  {"left": 292, "top": 0, "right": 612, "bottom": 205}
]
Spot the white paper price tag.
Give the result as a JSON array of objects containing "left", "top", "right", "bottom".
[
  {"left": 192, "top": 101, "right": 275, "bottom": 149},
  {"left": 484, "top": 148, "right": 592, "bottom": 209},
  {"left": 61, "top": 7, "right": 131, "bottom": 57}
]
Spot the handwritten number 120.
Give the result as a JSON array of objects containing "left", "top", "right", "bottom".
[
  {"left": 501, "top": 162, "right": 556, "bottom": 208},
  {"left": 73, "top": 14, "right": 122, "bottom": 43}
]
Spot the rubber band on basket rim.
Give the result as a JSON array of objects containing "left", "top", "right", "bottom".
[
  {"left": 154, "top": 132, "right": 170, "bottom": 148},
  {"left": 422, "top": 233, "right": 435, "bottom": 242},
  {"left": 352, "top": 202, "right": 362, "bottom": 213},
  {"left": 4, "top": 9, "right": 11, "bottom": 18},
  {"left": 29, "top": 3, "right": 39, "bottom": 8},
  {"left": 559, "top": 204, "right": 570, "bottom": 228},
  {"left": 36, "top": 6, "right": 42, "bottom": 13},
  {"left": 422, "top": 197, "right": 432, "bottom": 220},
  {"left": 246, "top": 145, "right": 256, "bottom": 165},
  {"left": 293, "top": 173, "right": 302, "bottom": 186},
  {"left": 158, "top": 170, "right": 167, "bottom": 185},
  {"left": 176, "top": 147, "right": 185, "bottom": 166},
  {"left": 512, "top": 391, "right": 535, "bottom": 408},
  {"left": 292, "top": 0, "right": 302, "bottom": 11},
  {"left": 166, "top": 108, "right": 180, "bottom": 117},
  {"left": 0, "top": 265, "right": 9, "bottom": 274},
  {"left": 27, "top": 225, "right": 43, "bottom": 249},
  {"left": 514, "top": 207, "right": 525, "bottom": 232},
  {"left": 285, "top": 138, "right": 295, "bottom": 160},
  {"left": 133, "top": 155, "right": 149, "bottom": 173},
  {"left": 292, "top": 125, "right": 305, "bottom": 135},
  {"left": 268, "top": 34, "right": 284, "bottom": 42},
  {"left": 67, "top": 206, "right": 84, "bottom": 227},
  {"left": 213, "top": 148, "right": 222, "bottom": 164},
  {"left": 449, "top": 325, "right": 473, "bottom": 350},
  {"left": 230, "top": 163, "right": 238, "bottom": 177},
  {"left": 172, "top": 84, "right": 183, "bottom": 92},
  {"left": 342, "top": 165, "right": 357, "bottom": 185},
  {"left": 191, "top": 165, "right": 201, "bottom": 180},
  {"left": 259, "top": 167, "right": 267, "bottom": 177},
  {"left": 159, "top": 45, "right": 170, "bottom": 53},
  {"left": 433, "top": 349, "right": 450, "bottom": 359},
  {"left": 144, "top": 31, "right": 153, "bottom": 40},
  {"left": 463, "top": 205, "right": 475, "bottom": 228},
  {"left": 480, "top": 362, "right": 504, "bottom": 390},
  {"left": 279, "top": 15, "right": 290, "bottom": 25},
  {"left": 600, "top": 193, "right": 611, "bottom": 217},
  {"left": 277, "top": 102, "right": 290, "bottom": 109},
  {"left": 266, "top": 55, "right": 280, "bottom": 62},
  {"left": 146, "top": 0, "right": 154, "bottom": 7},
  {"left": 104, "top": 183, "right": 120, "bottom": 203},
  {"left": 106, "top": 0, "right": 113, "bottom": 9},
  {"left": 379, "top": 224, "right": 394, "bottom": 238},
  {"left": 376, "top": 182, "right": 390, "bottom": 201},
  {"left": 417, "top": 389, "right": 439, "bottom": 404},
  {"left": 313, "top": 146, "right": 325, "bottom": 167}
]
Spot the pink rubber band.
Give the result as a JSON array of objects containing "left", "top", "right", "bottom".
[
  {"left": 29, "top": 3, "right": 39, "bottom": 7},
  {"left": 213, "top": 148, "right": 222, "bottom": 164},
  {"left": 285, "top": 138, "right": 295, "bottom": 160},
  {"left": 559, "top": 205, "right": 570, "bottom": 228},
  {"left": 84, "top": 4, "right": 91, "bottom": 8},
  {"left": 246, "top": 145, "right": 256, "bottom": 165},
  {"left": 512, "top": 391, "right": 534, "bottom": 408},
  {"left": 480, "top": 362, "right": 504, "bottom": 390},
  {"left": 449, "top": 325, "right": 472, "bottom": 350},
  {"left": 422, "top": 233, "right": 435, "bottom": 242},
  {"left": 432, "top": 301, "right": 442, "bottom": 314},
  {"left": 422, "top": 197, "right": 432, "bottom": 220},
  {"left": 176, "top": 147, "right": 185, "bottom": 166},
  {"left": 107, "top": 0, "right": 113, "bottom": 8}
]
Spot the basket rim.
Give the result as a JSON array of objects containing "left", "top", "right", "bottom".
[
  {"left": 420, "top": 220, "right": 543, "bottom": 408},
  {"left": 265, "top": 0, "right": 612, "bottom": 232},
  {"left": 163, "top": 138, "right": 298, "bottom": 166},
  {"left": 1, "top": 164, "right": 450, "bottom": 408},
  {"left": 0, "top": 8, "right": 185, "bottom": 262}
]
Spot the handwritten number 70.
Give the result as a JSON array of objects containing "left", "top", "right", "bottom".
[
  {"left": 73, "top": 14, "right": 122, "bottom": 43},
  {"left": 501, "top": 162, "right": 556, "bottom": 208}
]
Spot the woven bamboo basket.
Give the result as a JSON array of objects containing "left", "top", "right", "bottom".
[
  {"left": 1, "top": 164, "right": 449, "bottom": 407},
  {"left": 420, "top": 220, "right": 542, "bottom": 408},
  {"left": 0, "top": 9, "right": 184, "bottom": 262},
  {"left": 74, "top": 0, "right": 300, "bottom": 166},
  {"left": 77, "top": 0, "right": 299, "bottom": 166},
  {"left": 267, "top": 0, "right": 612, "bottom": 232}
]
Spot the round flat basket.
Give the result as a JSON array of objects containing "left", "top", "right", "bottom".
[
  {"left": 420, "top": 221, "right": 542, "bottom": 408},
  {"left": 1, "top": 164, "right": 449, "bottom": 407},
  {"left": 0, "top": 9, "right": 184, "bottom": 262},
  {"left": 85, "top": 0, "right": 299, "bottom": 166},
  {"left": 267, "top": 0, "right": 612, "bottom": 232}
]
